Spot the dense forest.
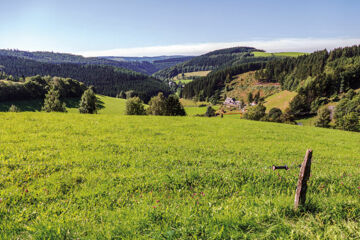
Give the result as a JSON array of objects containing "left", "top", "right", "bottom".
[
  {"left": 256, "top": 45, "right": 360, "bottom": 115},
  {"left": 0, "top": 50, "right": 192, "bottom": 75},
  {"left": 0, "top": 74, "right": 86, "bottom": 102},
  {"left": 182, "top": 62, "right": 266, "bottom": 100},
  {"left": 153, "top": 47, "right": 271, "bottom": 80},
  {"left": 0, "top": 55, "right": 170, "bottom": 102}
]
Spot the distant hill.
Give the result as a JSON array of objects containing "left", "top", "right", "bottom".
[
  {"left": 0, "top": 55, "right": 170, "bottom": 102},
  {"left": 0, "top": 50, "right": 192, "bottom": 75},
  {"left": 153, "top": 47, "right": 274, "bottom": 80},
  {"left": 103, "top": 55, "right": 194, "bottom": 63}
]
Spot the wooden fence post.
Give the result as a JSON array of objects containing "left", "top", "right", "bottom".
[{"left": 294, "top": 149, "right": 312, "bottom": 209}]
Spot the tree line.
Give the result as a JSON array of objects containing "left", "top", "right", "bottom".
[
  {"left": 0, "top": 55, "right": 171, "bottom": 102},
  {"left": 0, "top": 75, "right": 86, "bottom": 102},
  {"left": 0, "top": 49, "right": 191, "bottom": 75},
  {"left": 153, "top": 47, "right": 268, "bottom": 80}
]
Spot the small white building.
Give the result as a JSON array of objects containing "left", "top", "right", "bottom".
[{"left": 224, "top": 97, "right": 241, "bottom": 107}]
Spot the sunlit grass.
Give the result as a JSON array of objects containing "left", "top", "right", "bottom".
[
  {"left": 264, "top": 90, "right": 297, "bottom": 112},
  {"left": 0, "top": 113, "right": 359, "bottom": 239},
  {"left": 253, "top": 51, "right": 308, "bottom": 57}
]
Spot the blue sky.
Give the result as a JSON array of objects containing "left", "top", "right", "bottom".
[{"left": 1, "top": 0, "right": 360, "bottom": 56}]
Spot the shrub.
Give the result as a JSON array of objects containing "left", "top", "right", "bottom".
[
  {"left": 268, "top": 108, "right": 283, "bottom": 122},
  {"left": 342, "top": 112, "right": 359, "bottom": 131},
  {"left": 280, "top": 108, "right": 296, "bottom": 124},
  {"left": 147, "top": 92, "right": 167, "bottom": 115},
  {"left": 147, "top": 93, "right": 186, "bottom": 116},
  {"left": 8, "top": 105, "right": 20, "bottom": 112},
  {"left": 79, "top": 88, "right": 97, "bottom": 114},
  {"left": 125, "top": 97, "right": 146, "bottom": 115},
  {"left": 243, "top": 104, "right": 266, "bottom": 121},
  {"left": 315, "top": 108, "right": 331, "bottom": 128},
  {"left": 205, "top": 106, "right": 216, "bottom": 117}
]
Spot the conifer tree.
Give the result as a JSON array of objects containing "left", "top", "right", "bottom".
[
  {"left": 42, "top": 87, "right": 67, "bottom": 112},
  {"left": 79, "top": 88, "right": 97, "bottom": 114}
]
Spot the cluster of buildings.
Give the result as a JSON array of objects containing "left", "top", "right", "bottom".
[{"left": 223, "top": 97, "right": 256, "bottom": 109}]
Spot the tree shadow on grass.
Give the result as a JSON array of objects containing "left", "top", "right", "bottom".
[
  {"left": 64, "top": 98, "right": 81, "bottom": 109},
  {"left": 0, "top": 99, "right": 43, "bottom": 112},
  {"left": 96, "top": 97, "right": 105, "bottom": 110},
  {"left": 0, "top": 97, "right": 84, "bottom": 112}
]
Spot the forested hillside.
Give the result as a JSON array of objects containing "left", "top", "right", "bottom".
[
  {"left": 153, "top": 47, "right": 272, "bottom": 80},
  {"left": 256, "top": 45, "right": 360, "bottom": 115},
  {"left": 183, "top": 45, "right": 360, "bottom": 111},
  {"left": 0, "top": 55, "right": 170, "bottom": 101},
  {"left": 0, "top": 50, "right": 192, "bottom": 75},
  {"left": 182, "top": 62, "right": 267, "bottom": 100}
]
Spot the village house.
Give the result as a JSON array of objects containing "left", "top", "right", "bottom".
[{"left": 223, "top": 97, "right": 241, "bottom": 108}]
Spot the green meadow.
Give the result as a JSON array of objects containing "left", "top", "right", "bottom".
[
  {"left": 0, "top": 112, "right": 359, "bottom": 239},
  {"left": 264, "top": 90, "right": 298, "bottom": 112},
  {"left": 253, "top": 51, "right": 308, "bottom": 57}
]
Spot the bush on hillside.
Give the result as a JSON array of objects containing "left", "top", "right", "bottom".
[
  {"left": 8, "top": 105, "right": 20, "bottom": 112},
  {"left": 243, "top": 104, "right": 266, "bottom": 121},
  {"left": 147, "top": 92, "right": 167, "bottom": 115},
  {"left": 342, "top": 112, "right": 360, "bottom": 131},
  {"left": 205, "top": 106, "right": 216, "bottom": 117},
  {"left": 147, "top": 93, "right": 186, "bottom": 116},
  {"left": 268, "top": 108, "right": 283, "bottom": 122},
  {"left": 315, "top": 108, "right": 331, "bottom": 128},
  {"left": 125, "top": 97, "right": 146, "bottom": 115},
  {"left": 79, "top": 88, "right": 97, "bottom": 114}
]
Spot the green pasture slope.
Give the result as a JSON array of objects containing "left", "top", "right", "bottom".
[
  {"left": 0, "top": 113, "right": 359, "bottom": 239},
  {"left": 253, "top": 51, "right": 307, "bottom": 57},
  {"left": 264, "top": 90, "right": 298, "bottom": 112},
  {"left": 0, "top": 95, "right": 210, "bottom": 116}
]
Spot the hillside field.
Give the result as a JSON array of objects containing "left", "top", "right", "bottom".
[
  {"left": 0, "top": 113, "right": 359, "bottom": 239},
  {"left": 226, "top": 71, "right": 281, "bottom": 102},
  {"left": 264, "top": 90, "right": 298, "bottom": 112},
  {"left": 173, "top": 71, "right": 211, "bottom": 80},
  {"left": 252, "top": 52, "right": 308, "bottom": 57}
]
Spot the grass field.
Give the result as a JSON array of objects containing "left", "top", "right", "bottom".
[
  {"left": 173, "top": 71, "right": 211, "bottom": 81},
  {"left": 174, "top": 79, "right": 193, "bottom": 85},
  {"left": 0, "top": 113, "right": 359, "bottom": 239},
  {"left": 264, "top": 90, "right": 298, "bottom": 112},
  {"left": 253, "top": 51, "right": 308, "bottom": 57}
]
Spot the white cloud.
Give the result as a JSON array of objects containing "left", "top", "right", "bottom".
[{"left": 78, "top": 38, "right": 360, "bottom": 57}]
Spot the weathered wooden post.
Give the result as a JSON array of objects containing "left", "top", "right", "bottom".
[{"left": 294, "top": 149, "right": 312, "bottom": 209}]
